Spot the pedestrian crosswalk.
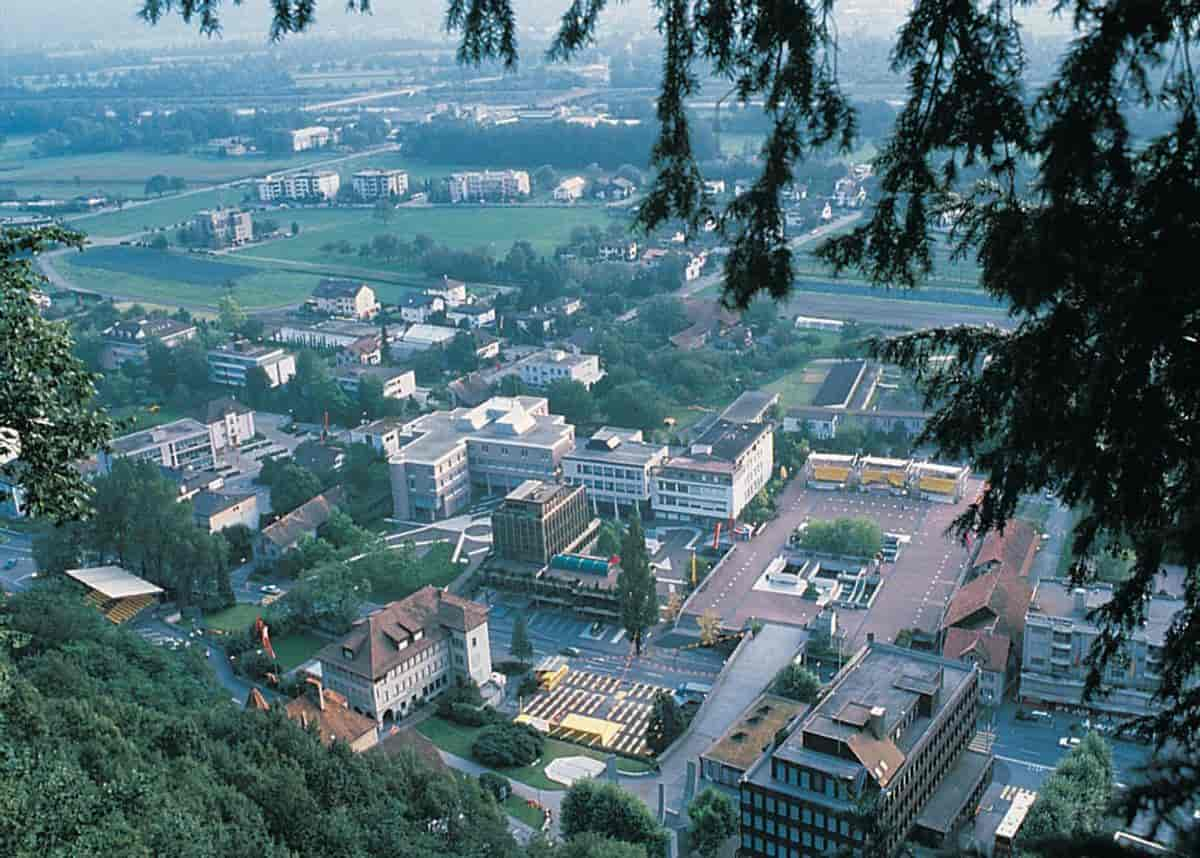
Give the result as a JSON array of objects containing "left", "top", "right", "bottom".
[{"left": 519, "top": 669, "right": 668, "bottom": 757}]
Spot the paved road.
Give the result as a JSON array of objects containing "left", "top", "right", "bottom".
[
  {"left": 0, "top": 528, "right": 36, "bottom": 593},
  {"left": 1030, "top": 501, "right": 1073, "bottom": 583}
]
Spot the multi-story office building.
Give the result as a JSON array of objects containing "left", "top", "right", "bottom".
[
  {"left": 100, "top": 418, "right": 216, "bottom": 474},
  {"left": 256, "top": 169, "right": 341, "bottom": 201},
  {"left": 289, "top": 125, "right": 331, "bottom": 151},
  {"left": 492, "top": 481, "right": 594, "bottom": 564},
  {"left": 517, "top": 349, "right": 605, "bottom": 390},
  {"left": 197, "top": 397, "right": 256, "bottom": 456},
  {"left": 318, "top": 585, "right": 492, "bottom": 723},
  {"left": 352, "top": 168, "right": 409, "bottom": 199},
  {"left": 336, "top": 366, "right": 416, "bottom": 401},
  {"left": 192, "top": 208, "right": 252, "bottom": 247},
  {"left": 388, "top": 396, "right": 575, "bottom": 522},
  {"left": 207, "top": 343, "right": 297, "bottom": 388},
  {"left": 563, "top": 427, "right": 668, "bottom": 516},
  {"left": 101, "top": 317, "right": 198, "bottom": 369},
  {"left": 1020, "top": 581, "right": 1182, "bottom": 717},
  {"left": 447, "top": 169, "right": 531, "bottom": 202},
  {"left": 312, "top": 280, "right": 380, "bottom": 320},
  {"left": 652, "top": 420, "right": 774, "bottom": 523},
  {"left": 740, "top": 643, "right": 993, "bottom": 858}
]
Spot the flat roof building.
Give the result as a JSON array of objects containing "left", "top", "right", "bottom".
[
  {"left": 517, "top": 349, "right": 605, "bottom": 390},
  {"left": 720, "top": 390, "right": 780, "bottom": 425},
  {"left": 101, "top": 418, "right": 215, "bottom": 474},
  {"left": 740, "top": 643, "right": 991, "bottom": 858},
  {"left": 563, "top": 427, "right": 668, "bottom": 517},
  {"left": 207, "top": 343, "right": 296, "bottom": 389},
  {"left": 492, "top": 480, "right": 596, "bottom": 565},
  {"left": 352, "top": 168, "right": 408, "bottom": 199},
  {"left": 653, "top": 419, "right": 774, "bottom": 523},
  {"left": 336, "top": 366, "right": 416, "bottom": 400},
  {"left": 388, "top": 396, "right": 575, "bottom": 522},
  {"left": 701, "top": 693, "right": 807, "bottom": 788}
]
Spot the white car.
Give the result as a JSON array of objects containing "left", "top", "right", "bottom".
[
  {"left": 1058, "top": 736, "right": 1081, "bottom": 749},
  {"left": 260, "top": 584, "right": 282, "bottom": 595}
]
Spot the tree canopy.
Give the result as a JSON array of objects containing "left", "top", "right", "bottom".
[{"left": 616, "top": 511, "right": 658, "bottom": 656}]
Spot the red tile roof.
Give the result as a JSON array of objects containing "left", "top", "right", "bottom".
[
  {"left": 972, "top": 520, "right": 1038, "bottom": 579},
  {"left": 942, "top": 627, "right": 1011, "bottom": 674},
  {"left": 286, "top": 688, "right": 378, "bottom": 749},
  {"left": 941, "top": 570, "right": 1032, "bottom": 640}
]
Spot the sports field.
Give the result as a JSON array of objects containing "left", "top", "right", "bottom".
[{"left": 234, "top": 205, "right": 619, "bottom": 265}]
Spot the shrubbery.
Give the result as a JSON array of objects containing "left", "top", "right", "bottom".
[
  {"left": 479, "top": 772, "right": 510, "bottom": 803},
  {"left": 472, "top": 722, "right": 545, "bottom": 768},
  {"left": 798, "top": 517, "right": 883, "bottom": 558},
  {"left": 450, "top": 701, "right": 492, "bottom": 727}
]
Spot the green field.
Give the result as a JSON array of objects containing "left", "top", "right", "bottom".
[
  {"left": 762, "top": 364, "right": 827, "bottom": 408},
  {"left": 415, "top": 716, "right": 653, "bottom": 792},
  {"left": 53, "top": 243, "right": 430, "bottom": 310},
  {"left": 234, "top": 205, "right": 618, "bottom": 264},
  {"left": 202, "top": 603, "right": 261, "bottom": 634},
  {"left": 71, "top": 186, "right": 249, "bottom": 238},
  {"left": 503, "top": 794, "right": 546, "bottom": 829}
]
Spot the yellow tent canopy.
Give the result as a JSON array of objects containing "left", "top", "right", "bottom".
[{"left": 559, "top": 713, "right": 623, "bottom": 746}]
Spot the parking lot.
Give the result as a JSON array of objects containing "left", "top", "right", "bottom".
[
  {"left": 681, "top": 480, "right": 979, "bottom": 647},
  {"left": 520, "top": 668, "right": 670, "bottom": 757}
]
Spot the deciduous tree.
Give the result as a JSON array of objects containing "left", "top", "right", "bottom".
[
  {"left": 687, "top": 788, "right": 738, "bottom": 858},
  {"left": 645, "top": 690, "right": 684, "bottom": 753},
  {"left": 510, "top": 611, "right": 533, "bottom": 662}
]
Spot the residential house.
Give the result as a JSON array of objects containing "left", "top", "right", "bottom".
[
  {"left": 703, "top": 179, "right": 727, "bottom": 197},
  {"left": 317, "top": 585, "right": 493, "bottom": 723},
  {"left": 445, "top": 303, "right": 496, "bottom": 329},
  {"left": 293, "top": 441, "right": 346, "bottom": 477},
  {"left": 509, "top": 310, "right": 555, "bottom": 337},
  {"left": 351, "top": 417, "right": 410, "bottom": 458},
  {"left": 399, "top": 293, "right": 446, "bottom": 324},
  {"left": 193, "top": 490, "right": 260, "bottom": 534},
  {"left": 546, "top": 296, "right": 583, "bottom": 317},
  {"left": 285, "top": 680, "right": 380, "bottom": 752},
  {"left": 312, "top": 280, "right": 380, "bottom": 320},
  {"left": 337, "top": 335, "right": 383, "bottom": 366},
  {"left": 257, "top": 488, "right": 343, "bottom": 562},
  {"left": 474, "top": 332, "right": 501, "bottom": 360},
  {"left": 427, "top": 276, "right": 468, "bottom": 307},
  {"left": 101, "top": 317, "right": 197, "bottom": 369},
  {"left": 597, "top": 240, "right": 638, "bottom": 261},
  {"left": 336, "top": 366, "right": 416, "bottom": 400},
  {"left": 553, "top": 176, "right": 587, "bottom": 202},
  {"left": 684, "top": 251, "right": 708, "bottom": 281}
]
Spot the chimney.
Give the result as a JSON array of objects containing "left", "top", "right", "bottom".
[
  {"left": 868, "top": 706, "right": 886, "bottom": 740},
  {"left": 866, "top": 632, "right": 875, "bottom": 646},
  {"left": 1073, "top": 588, "right": 1087, "bottom": 615}
]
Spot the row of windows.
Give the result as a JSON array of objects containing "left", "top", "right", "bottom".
[
  {"left": 767, "top": 762, "right": 851, "bottom": 800},
  {"left": 743, "top": 809, "right": 859, "bottom": 839},
  {"left": 573, "top": 463, "right": 643, "bottom": 480},
  {"left": 741, "top": 832, "right": 863, "bottom": 857}
]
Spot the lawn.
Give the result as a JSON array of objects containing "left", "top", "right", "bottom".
[
  {"left": 503, "top": 794, "right": 546, "bottom": 829},
  {"left": 202, "top": 603, "right": 261, "bottom": 634},
  {"left": 107, "top": 404, "right": 191, "bottom": 434},
  {"left": 415, "top": 716, "right": 653, "bottom": 792},
  {"left": 234, "top": 204, "right": 618, "bottom": 263},
  {"left": 69, "top": 245, "right": 258, "bottom": 285},
  {"left": 762, "top": 363, "right": 828, "bottom": 408},
  {"left": 272, "top": 631, "right": 327, "bottom": 672}
]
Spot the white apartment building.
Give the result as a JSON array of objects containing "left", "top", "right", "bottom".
[
  {"left": 100, "top": 418, "right": 216, "bottom": 474},
  {"left": 256, "top": 169, "right": 341, "bottom": 202},
  {"left": 337, "top": 366, "right": 416, "bottom": 401},
  {"left": 290, "top": 125, "right": 331, "bottom": 151},
  {"left": 563, "top": 428, "right": 668, "bottom": 517},
  {"left": 447, "top": 169, "right": 531, "bottom": 202},
  {"left": 388, "top": 396, "right": 574, "bottom": 522},
  {"left": 427, "top": 276, "right": 468, "bottom": 307},
  {"left": 445, "top": 303, "right": 496, "bottom": 329},
  {"left": 518, "top": 349, "right": 605, "bottom": 390},
  {"left": 553, "top": 176, "right": 587, "bottom": 202},
  {"left": 399, "top": 293, "right": 445, "bottom": 324},
  {"left": 352, "top": 168, "right": 409, "bottom": 199},
  {"left": 207, "top": 344, "right": 297, "bottom": 388},
  {"left": 312, "top": 280, "right": 380, "bottom": 320},
  {"left": 652, "top": 419, "right": 774, "bottom": 523},
  {"left": 350, "top": 417, "right": 411, "bottom": 458},
  {"left": 193, "top": 209, "right": 252, "bottom": 247},
  {"left": 1020, "top": 581, "right": 1183, "bottom": 717},
  {"left": 318, "top": 586, "right": 492, "bottom": 723}
]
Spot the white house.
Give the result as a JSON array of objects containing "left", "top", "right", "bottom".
[
  {"left": 312, "top": 280, "right": 380, "bottom": 321},
  {"left": 553, "top": 176, "right": 587, "bottom": 202}
]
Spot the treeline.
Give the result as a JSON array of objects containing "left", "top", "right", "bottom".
[
  {"left": 4, "top": 57, "right": 293, "bottom": 98},
  {"left": 404, "top": 119, "right": 719, "bottom": 169}
]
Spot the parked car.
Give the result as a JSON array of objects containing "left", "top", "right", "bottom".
[
  {"left": 1058, "top": 736, "right": 1081, "bottom": 749},
  {"left": 560, "top": 646, "right": 581, "bottom": 657},
  {"left": 259, "top": 584, "right": 281, "bottom": 595}
]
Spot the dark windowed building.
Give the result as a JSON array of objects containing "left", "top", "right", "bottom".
[
  {"left": 739, "top": 642, "right": 993, "bottom": 858},
  {"left": 492, "top": 480, "right": 595, "bottom": 565}
]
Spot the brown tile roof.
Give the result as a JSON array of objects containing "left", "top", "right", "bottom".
[
  {"left": 260, "top": 487, "right": 343, "bottom": 549},
  {"left": 377, "top": 727, "right": 447, "bottom": 771},
  {"left": 972, "top": 519, "right": 1038, "bottom": 579},
  {"left": 245, "top": 687, "right": 271, "bottom": 711},
  {"left": 942, "top": 627, "right": 1011, "bottom": 674},
  {"left": 941, "top": 569, "right": 1032, "bottom": 640},
  {"left": 285, "top": 688, "right": 378, "bottom": 749},
  {"left": 317, "top": 585, "right": 488, "bottom": 682}
]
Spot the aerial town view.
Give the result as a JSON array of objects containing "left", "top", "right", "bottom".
[{"left": 0, "top": 1, "right": 1196, "bottom": 857}]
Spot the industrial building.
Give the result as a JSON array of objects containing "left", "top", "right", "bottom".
[
  {"left": 491, "top": 480, "right": 597, "bottom": 565},
  {"left": 739, "top": 643, "right": 992, "bottom": 858}
]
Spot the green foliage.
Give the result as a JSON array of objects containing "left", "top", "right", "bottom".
[
  {"left": 560, "top": 780, "right": 667, "bottom": 856},
  {"left": 268, "top": 464, "right": 323, "bottom": 517},
  {"left": 0, "top": 586, "right": 520, "bottom": 858},
  {"left": 265, "top": 559, "right": 367, "bottom": 635},
  {"left": 217, "top": 292, "right": 247, "bottom": 333},
  {"left": 772, "top": 663, "right": 821, "bottom": 703},
  {"left": 595, "top": 521, "right": 622, "bottom": 558},
  {"left": 517, "top": 673, "right": 540, "bottom": 699},
  {"left": 645, "top": 690, "right": 684, "bottom": 754},
  {"left": 472, "top": 721, "right": 545, "bottom": 768},
  {"left": 479, "top": 771, "right": 510, "bottom": 803},
  {"left": 1, "top": 226, "right": 114, "bottom": 522},
  {"left": 510, "top": 611, "right": 534, "bottom": 662},
  {"left": 353, "top": 542, "right": 459, "bottom": 603},
  {"left": 616, "top": 511, "right": 657, "bottom": 655},
  {"left": 319, "top": 509, "right": 376, "bottom": 552},
  {"left": 535, "top": 833, "right": 647, "bottom": 858},
  {"left": 601, "top": 383, "right": 667, "bottom": 434},
  {"left": 1017, "top": 733, "right": 1114, "bottom": 856},
  {"left": 546, "top": 379, "right": 594, "bottom": 426},
  {"left": 437, "top": 675, "right": 485, "bottom": 718},
  {"left": 798, "top": 517, "right": 882, "bottom": 559},
  {"left": 687, "top": 788, "right": 739, "bottom": 858}
]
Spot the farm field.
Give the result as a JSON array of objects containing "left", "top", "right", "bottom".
[
  {"left": 234, "top": 204, "right": 619, "bottom": 264},
  {"left": 53, "top": 245, "right": 415, "bottom": 309}
]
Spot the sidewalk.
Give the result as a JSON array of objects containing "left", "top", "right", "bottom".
[{"left": 434, "top": 747, "right": 562, "bottom": 838}]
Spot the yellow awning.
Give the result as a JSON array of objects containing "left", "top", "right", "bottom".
[{"left": 559, "top": 713, "right": 623, "bottom": 746}]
